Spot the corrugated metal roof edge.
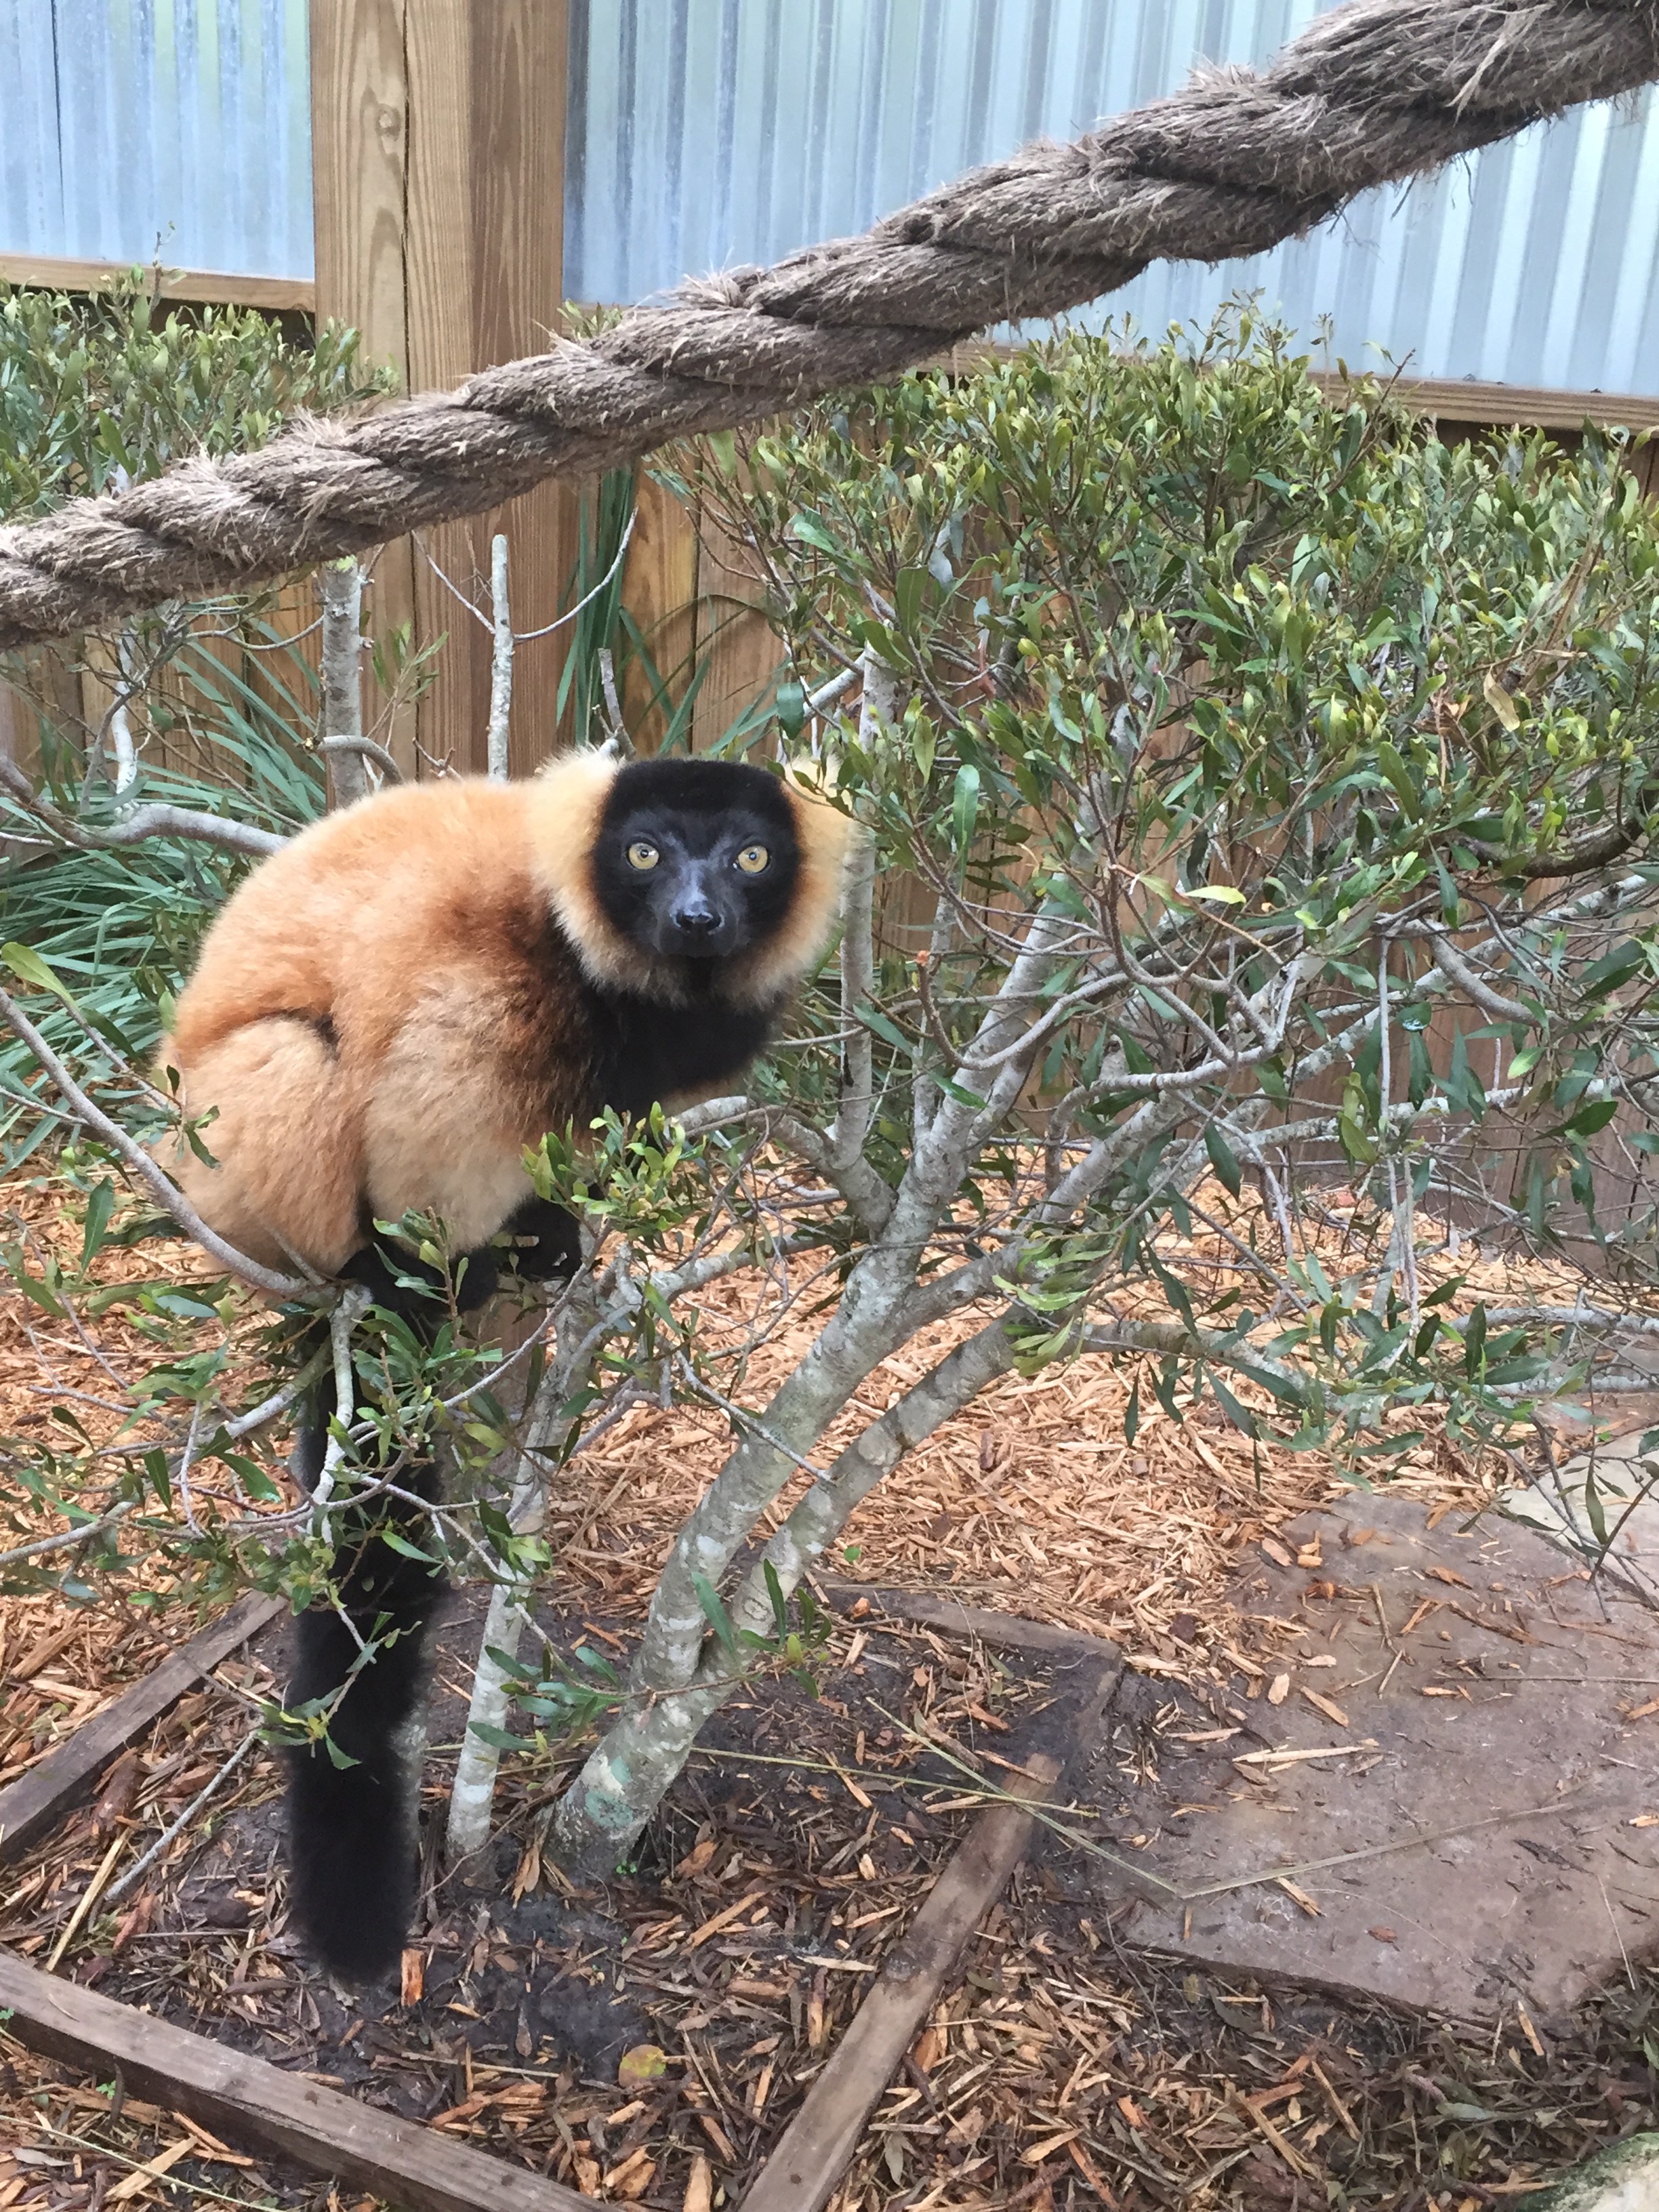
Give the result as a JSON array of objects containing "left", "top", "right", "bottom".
[
  {"left": 926, "top": 340, "right": 1659, "bottom": 434},
  {"left": 1340, "top": 373, "right": 1659, "bottom": 435}
]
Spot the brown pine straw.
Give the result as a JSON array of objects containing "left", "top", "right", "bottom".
[{"left": 3, "top": 0, "right": 1658, "bottom": 649}]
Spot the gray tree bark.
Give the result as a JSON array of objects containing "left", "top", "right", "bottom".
[{"left": 318, "top": 559, "right": 368, "bottom": 811}]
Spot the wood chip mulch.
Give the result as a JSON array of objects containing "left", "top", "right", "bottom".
[{"left": 2, "top": 1176, "right": 1657, "bottom": 2207}]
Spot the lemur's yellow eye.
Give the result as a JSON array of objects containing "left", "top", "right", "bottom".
[
  {"left": 627, "top": 840, "right": 659, "bottom": 871},
  {"left": 735, "top": 844, "right": 769, "bottom": 874}
]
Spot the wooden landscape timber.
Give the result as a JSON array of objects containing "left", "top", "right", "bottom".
[
  {"left": 739, "top": 1660, "right": 1121, "bottom": 2212},
  {"left": 737, "top": 1755, "right": 1065, "bottom": 2212},
  {"left": 0, "top": 1591, "right": 283, "bottom": 1865},
  {"left": 821, "top": 1582, "right": 1124, "bottom": 1672},
  {"left": 0, "top": 1943, "right": 602, "bottom": 2212}
]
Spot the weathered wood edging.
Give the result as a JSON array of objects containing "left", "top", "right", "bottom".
[
  {"left": 0, "top": 1591, "right": 284, "bottom": 1864},
  {"left": 0, "top": 1944, "right": 601, "bottom": 2212},
  {"left": 738, "top": 1658, "right": 1120, "bottom": 2211}
]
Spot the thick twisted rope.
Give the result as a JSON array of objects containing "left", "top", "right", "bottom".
[{"left": 2, "top": 0, "right": 1656, "bottom": 652}]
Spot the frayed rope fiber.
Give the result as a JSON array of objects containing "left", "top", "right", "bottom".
[{"left": 3, "top": 0, "right": 1658, "bottom": 651}]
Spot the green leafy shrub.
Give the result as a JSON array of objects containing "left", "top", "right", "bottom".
[
  {"left": 0, "top": 272, "right": 392, "bottom": 519},
  {"left": 9, "top": 314, "right": 1659, "bottom": 1883},
  {"left": 0, "top": 274, "right": 393, "bottom": 1145}
]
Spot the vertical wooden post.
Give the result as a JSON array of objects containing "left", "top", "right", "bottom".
[
  {"left": 309, "top": 0, "right": 571, "bottom": 778},
  {"left": 308, "top": 0, "right": 417, "bottom": 774}
]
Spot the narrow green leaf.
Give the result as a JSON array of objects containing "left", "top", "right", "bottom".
[
  {"left": 1202, "top": 1124, "right": 1244, "bottom": 1199},
  {"left": 79, "top": 1179, "right": 115, "bottom": 1272},
  {"left": 1208, "top": 1367, "right": 1261, "bottom": 1439},
  {"left": 467, "top": 1721, "right": 527, "bottom": 1751},
  {"left": 790, "top": 510, "right": 839, "bottom": 554},
  {"left": 691, "top": 1571, "right": 739, "bottom": 1658},
  {"left": 12, "top": 1271, "right": 66, "bottom": 1319},
  {"left": 951, "top": 762, "right": 981, "bottom": 857},
  {"left": 855, "top": 1000, "right": 911, "bottom": 1052},
  {"left": 1229, "top": 1360, "right": 1307, "bottom": 1408},
  {"left": 2, "top": 941, "right": 79, "bottom": 1008},
  {"left": 1374, "top": 742, "right": 1420, "bottom": 820},
  {"left": 775, "top": 680, "right": 805, "bottom": 739},
  {"left": 1564, "top": 1098, "right": 1618, "bottom": 1138},
  {"left": 1582, "top": 1463, "right": 1610, "bottom": 1549},
  {"left": 380, "top": 1529, "right": 440, "bottom": 1563},
  {"left": 764, "top": 1559, "right": 789, "bottom": 1641},
  {"left": 1465, "top": 1303, "right": 1488, "bottom": 1378},
  {"left": 1435, "top": 859, "right": 1462, "bottom": 927},
  {"left": 144, "top": 1447, "right": 172, "bottom": 1510}
]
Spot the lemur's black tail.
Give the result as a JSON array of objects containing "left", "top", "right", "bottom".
[
  {"left": 285, "top": 1503, "right": 441, "bottom": 1982},
  {"left": 283, "top": 1235, "right": 456, "bottom": 1983},
  {"left": 283, "top": 1197, "right": 579, "bottom": 1982}
]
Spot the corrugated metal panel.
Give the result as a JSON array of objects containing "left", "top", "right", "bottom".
[
  {"left": 0, "top": 0, "right": 312, "bottom": 281},
  {"left": 565, "top": 0, "right": 1659, "bottom": 397},
  {"left": 5, "top": 2, "right": 1656, "bottom": 389},
  {"left": 1, "top": 7, "right": 69, "bottom": 256}
]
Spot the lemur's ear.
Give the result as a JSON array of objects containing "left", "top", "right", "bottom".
[
  {"left": 779, "top": 753, "right": 841, "bottom": 800},
  {"left": 780, "top": 754, "right": 863, "bottom": 874}
]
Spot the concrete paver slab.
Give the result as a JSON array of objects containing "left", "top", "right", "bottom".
[{"left": 1080, "top": 1494, "right": 1659, "bottom": 2023}]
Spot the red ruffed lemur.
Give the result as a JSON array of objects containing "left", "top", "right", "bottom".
[{"left": 158, "top": 751, "right": 851, "bottom": 1982}]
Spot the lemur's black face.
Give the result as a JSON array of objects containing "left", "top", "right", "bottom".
[{"left": 593, "top": 758, "right": 802, "bottom": 962}]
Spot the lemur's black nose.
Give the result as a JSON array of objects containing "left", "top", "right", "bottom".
[{"left": 674, "top": 906, "right": 720, "bottom": 936}]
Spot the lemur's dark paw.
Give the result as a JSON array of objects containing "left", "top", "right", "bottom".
[{"left": 499, "top": 1196, "right": 583, "bottom": 1282}]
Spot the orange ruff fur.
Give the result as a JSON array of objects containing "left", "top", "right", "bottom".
[{"left": 157, "top": 755, "right": 850, "bottom": 1277}]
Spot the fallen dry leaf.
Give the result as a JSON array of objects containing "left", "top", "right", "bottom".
[
  {"left": 1023, "top": 2128, "right": 1082, "bottom": 2164},
  {"left": 676, "top": 1836, "right": 717, "bottom": 1879},
  {"left": 618, "top": 2043, "right": 668, "bottom": 2091},
  {"left": 89, "top": 1749, "right": 141, "bottom": 1833}
]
